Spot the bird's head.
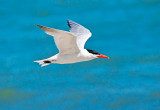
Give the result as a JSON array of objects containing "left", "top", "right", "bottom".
[{"left": 86, "top": 49, "right": 109, "bottom": 59}]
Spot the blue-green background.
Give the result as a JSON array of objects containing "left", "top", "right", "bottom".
[{"left": 1, "top": 0, "right": 160, "bottom": 110}]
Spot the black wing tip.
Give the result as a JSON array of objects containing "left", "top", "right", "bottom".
[{"left": 67, "top": 19, "right": 71, "bottom": 28}]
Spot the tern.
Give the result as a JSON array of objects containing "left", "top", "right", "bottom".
[{"left": 34, "top": 20, "right": 109, "bottom": 67}]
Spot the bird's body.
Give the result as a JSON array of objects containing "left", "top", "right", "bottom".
[{"left": 34, "top": 20, "right": 109, "bottom": 67}]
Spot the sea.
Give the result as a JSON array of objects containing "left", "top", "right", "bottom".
[{"left": 0, "top": 0, "right": 160, "bottom": 110}]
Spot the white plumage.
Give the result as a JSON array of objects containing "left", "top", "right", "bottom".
[{"left": 34, "top": 20, "right": 109, "bottom": 67}]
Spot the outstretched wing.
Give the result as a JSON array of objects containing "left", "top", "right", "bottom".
[
  {"left": 67, "top": 20, "right": 92, "bottom": 50},
  {"left": 37, "top": 25, "right": 80, "bottom": 55}
]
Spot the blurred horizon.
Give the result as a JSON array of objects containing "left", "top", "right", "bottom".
[{"left": 0, "top": 0, "right": 160, "bottom": 110}]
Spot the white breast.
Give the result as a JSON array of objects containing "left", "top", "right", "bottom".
[{"left": 55, "top": 50, "right": 96, "bottom": 64}]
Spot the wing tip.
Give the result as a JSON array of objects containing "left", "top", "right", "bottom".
[
  {"left": 36, "top": 24, "right": 43, "bottom": 29},
  {"left": 67, "top": 19, "right": 71, "bottom": 28},
  {"left": 36, "top": 25, "right": 50, "bottom": 31},
  {"left": 66, "top": 19, "right": 71, "bottom": 22}
]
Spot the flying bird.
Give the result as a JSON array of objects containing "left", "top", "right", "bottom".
[{"left": 34, "top": 20, "right": 109, "bottom": 67}]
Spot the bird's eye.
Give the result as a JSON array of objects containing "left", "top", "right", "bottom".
[{"left": 86, "top": 49, "right": 100, "bottom": 55}]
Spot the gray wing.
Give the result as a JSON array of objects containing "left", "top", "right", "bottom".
[
  {"left": 67, "top": 20, "right": 92, "bottom": 49},
  {"left": 37, "top": 25, "right": 80, "bottom": 55}
]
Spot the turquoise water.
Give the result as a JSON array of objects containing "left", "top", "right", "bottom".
[{"left": 1, "top": 0, "right": 160, "bottom": 110}]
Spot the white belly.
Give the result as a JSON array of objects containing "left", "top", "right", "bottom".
[{"left": 55, "top": 54, "right": 95, "bottom": 64}]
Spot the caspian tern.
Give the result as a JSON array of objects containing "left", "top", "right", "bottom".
[{"left": 34, "top": 20, "right": 109, "bottom": 67}]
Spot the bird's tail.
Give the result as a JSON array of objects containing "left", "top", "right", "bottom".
[{"left": 34, "top": 59, "right": 52, "bottom": 67}]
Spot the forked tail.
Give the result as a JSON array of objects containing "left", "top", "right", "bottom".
[{"left": 34, "top": 59, "right": 52, "bottom": 67}]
